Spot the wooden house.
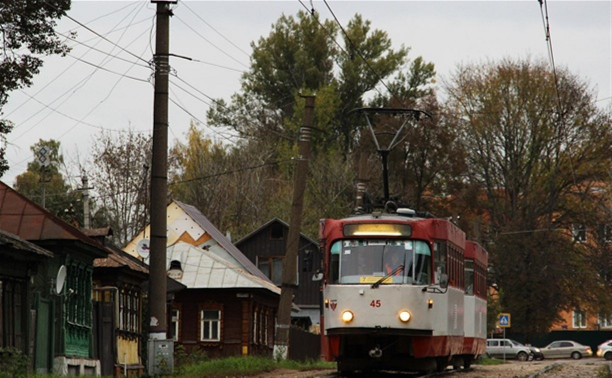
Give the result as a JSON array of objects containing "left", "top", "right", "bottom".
[
  {"left": 0, "top": 181, "right": 107, "bottom": 374},
  {"left": 166, "top": 242, "right": 279, "bottom": 358},
  {"left": 124, "top": 200, "right": 270, "bottom": 285},
  {"left": 0, "top": 229, "right": 53, "bottom": 359},
  {"left": 123, "top": 200, "right": 278, "bottom": 357},
  {"left": 235, "top": 218, "right": 321, "bottom": 329}
]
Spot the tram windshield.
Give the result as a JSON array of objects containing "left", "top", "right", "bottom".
[{"left": 329, "top": 239, "right": 431, "bottom": 285}]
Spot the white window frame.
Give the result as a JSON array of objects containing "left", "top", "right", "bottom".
[
  {"left": 200, "top": 309, "right": 221, "bottom": 342},
  {"left": 598, "top": 313, "right": 612, "bottom": 328},
  {"left": 171, "top": 308, "right": 180, "bottom": 341},
  {"left": 572, "top": 309, "right": 587, "bottom": 329}
]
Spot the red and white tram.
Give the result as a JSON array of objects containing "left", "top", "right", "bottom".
[{"left": 318, "top": 210, "right": 488, "bottom": 373}]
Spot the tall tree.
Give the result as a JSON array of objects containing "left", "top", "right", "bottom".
[
  {"left": 14, "top": 139, "right": 81, "bottom": 224},
  {"left": 88, "top": 130, "right": 151, "bottom": 247},
  {"left": 207, "top": 11, "right": 415, "bottom": 158},
  {"left": 169, "top": 123, "right": 288, "bottom": 239},
  {"left": 0, "top": 0, "right": 71, "bottom": 175},
  {"left": 445, "top": 58, "right": 611, "bottom": 335}
]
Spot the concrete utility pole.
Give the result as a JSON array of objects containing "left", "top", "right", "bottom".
[
  {"left": 147, "top": 1, "right": 173, "bottom": 373},
  {"left": 274, "top": 95, "right": 315, "bottom": 360},
  {"left": 79, "top": 172, "right": 93, "bottom": 229}
]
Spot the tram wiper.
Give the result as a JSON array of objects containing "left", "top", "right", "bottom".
[{"left": 371, "top": 264, "right": 404, "bottom": 289}]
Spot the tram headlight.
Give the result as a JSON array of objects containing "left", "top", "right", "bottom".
[
  {"left": 341, "top": 310, "right": 354, "bottom": 323},
  {"left": 398, "top": 310, "right": 411, "bottom": 323}
]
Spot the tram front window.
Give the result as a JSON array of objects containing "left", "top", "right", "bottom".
[{"left": 329, "top": 239, "right": 431, "bottom": 285}]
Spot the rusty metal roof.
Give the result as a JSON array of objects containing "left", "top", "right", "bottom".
[
  {"left": 0, "top": 181, "right": 106, "bottom": 256},
  {"left": 0, "top": 229, "right": 53, "bottom": 258},
  {"left": 94, "top": 245, "right": 149, "bottom": 274}
]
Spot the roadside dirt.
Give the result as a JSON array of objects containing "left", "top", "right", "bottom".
[{"left": 250, "top": 359, "right": 611, "bottom": 377}]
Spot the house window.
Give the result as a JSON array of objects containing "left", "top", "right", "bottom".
[
  {"left": 66, "top": 264, "right": 92, "bottom": 327},
  {"left": 270, "top": 223, "right": 283, "bottom": 239},
  {"left": 0, "top": 279, "right": 25, "bottom": 349},
  {"left": 598, "top": 313, "right": 612, "bottom": 328},
  {"left": 572, "top": 224, "right": 587, "bottom": 243},
  {"left": 119, "top": 289, "right": 140, "bottom": 334},
  {"left": 258, "top": 256, "right": 283, "bottom": 285},
  {"left": 253, "top": 310, "right": 258, "bottom": 344},
  {"left": 572, "top": 309, "right": 587, "bottom": 328},
  {"left": 171, "top": 308, "right": 180, "bottom": 341},
  {"left": 200, "top": 310, "right": 221, "bottom": 341}
]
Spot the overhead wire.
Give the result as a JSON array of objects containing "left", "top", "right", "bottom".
[
  {"left": 42, "top": 0, "right": 151, "bottom": 65},
  {"left": 180, "top": 1, "right": 251, "bottom": 58},
  {"left": 537, "top": 0, "right": 595, "bottom": 236},
  {"left": 321, "top": 0, "right": 401, "bottom": 104},
  {"left": 6, "top": 3, "right": 151, "bottom": 120},
  {"left": 173, "top": 15, "right": 249, "bottom": 69},
  {"left": 9, "top": 1, "right": 152, "bottom": 135}
]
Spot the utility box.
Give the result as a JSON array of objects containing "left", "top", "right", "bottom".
[{"left": 147, "top": 339, "right": 174, "bottom": 375}]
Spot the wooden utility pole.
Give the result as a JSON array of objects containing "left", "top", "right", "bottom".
[
  {"left": 148, "top": 0, "right": 171, "bottom": 343},
  {"left": 274, "top": 95, "right": 315, "bottom": 360}
]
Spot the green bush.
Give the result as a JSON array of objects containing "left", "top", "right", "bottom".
[
  {"left": 174, "top": 344, "right": 209, "bottom": 374},
  {"left": 0, "top": 347, "right": 29, "bottom": 378}
]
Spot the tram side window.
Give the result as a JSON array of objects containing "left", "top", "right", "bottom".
[
  {"left": 330, "top": 241, "right": 341, "bottom": 283},
  {"left": 464, "top": 259, "right": 474, "bottom": 295},
  {"left": 414, "top": 241, "right": 432, "bottom": 285},
  {"left": 433, "top": 241, "right": 447, "bottom": 284}
]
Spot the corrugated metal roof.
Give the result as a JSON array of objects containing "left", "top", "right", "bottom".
[
  {"left": 166, "top": 242, "right": 280, "bottom": 295},
  {"left": 0, "top": 182, "right": 107, "bottom": 257},
  {"left": 173, "top": 200, "right": 271, "bottom": 283}
]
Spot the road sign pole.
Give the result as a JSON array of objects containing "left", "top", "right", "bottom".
[{"left": 503, "top": 328, "right": 506, "bottom": 361}]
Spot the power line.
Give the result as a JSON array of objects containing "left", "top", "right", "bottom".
[
  {"left": 173, "top": 14, "right": 249, "bottom": 69},
  {"left": 171, "top": 159, "right": 292, "bottom": 185},
  {"left": 6, "top": 7, "right": 152, "bottom": 119},
  {"left": 43, "top": 0, "right": 150, "bottom": 65},
  {"left": 66, "top": 53, "right": 150, "bottom": 83},
  {"left": 321, "top": 0, "right": 400, "bottom": 104},
  {"left": 538, "top": 0, "right": 563, "bottom": 114},
  {"left": 168, "top": 53, "right": 244, "bottom": 73},
  {"left": 180, "top": 1, "right": 251, "bottom": 58},
  {"left": 59, "top": 31, "right": 152, "bottom": 69}
]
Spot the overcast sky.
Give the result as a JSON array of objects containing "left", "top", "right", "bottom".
[{"left": 2, "top": 1, "right": 610, "bottom": 189}]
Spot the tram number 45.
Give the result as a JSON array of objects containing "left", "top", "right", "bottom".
[{"left": 370, "top": 300, "right": 381, "bottom": 308}]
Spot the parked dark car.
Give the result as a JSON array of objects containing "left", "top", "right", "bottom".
[
  {"left": 528, "top": 345, "right": 544, "bottom": 360},
  {"left": 539, "top": 340, "right": 592, "bottom": 359}
]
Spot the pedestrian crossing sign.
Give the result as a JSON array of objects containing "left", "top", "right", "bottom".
[{"left": 498, "top": 313, "right": 511, "bottom": 328}]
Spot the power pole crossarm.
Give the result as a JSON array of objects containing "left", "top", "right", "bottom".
[{"left": 274, "top": 95, "right": 315, "bottom": 360}]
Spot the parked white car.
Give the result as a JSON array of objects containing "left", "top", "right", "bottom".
[
  {"left": 539, "top": 340, "right": 592, "bottom": 359},
  {"left": 486, "top": 339, "right": 532, "bottom": 361},
  {"left": 596, "top": 339, "right": 612, "bottom": 360}
]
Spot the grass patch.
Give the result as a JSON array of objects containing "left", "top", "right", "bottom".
[
  {"left": 475, "top": 355, "right": 508, "bottom": 365},
  {"left": 179, "top": 356, "right": 334, "bottom": 377}
]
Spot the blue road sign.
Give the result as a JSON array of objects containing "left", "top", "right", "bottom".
[{"left": 498, "top": 313, "right": 511, "bottom": 328}]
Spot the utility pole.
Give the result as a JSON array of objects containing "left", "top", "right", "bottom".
[
  {"left": 147, "top": 0, "right": 174, "bottom": 374},
  {"left": 79, "top": 172, "right": 93, "bottom": 229},
  {"left": 274, "top": 95, "right": 315, "bottom": 360}
]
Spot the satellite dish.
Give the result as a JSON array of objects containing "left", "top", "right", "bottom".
[
  {"left": 137, "top": 238, "right": 150, "bottom": 259},
  {"left": 56, "top": 265, "right": 67, "bottom": 295}
]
